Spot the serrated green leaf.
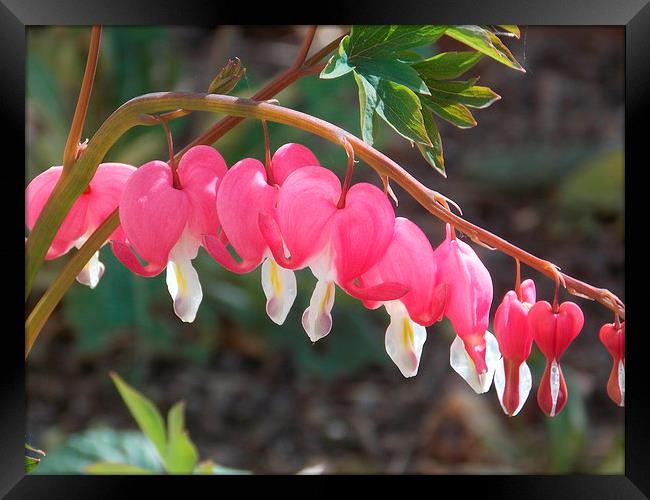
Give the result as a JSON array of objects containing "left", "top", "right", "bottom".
[
  {"left": 353, "top": 72, "right": 378, "bottom": 145},
  {"left": 320, "top": 35, "right": 354, "bottom": 79},
  {"left": 421, "top": 95, "right": 477, "bottom": 129},
  {"left": 445, "top": 26, "right": 524, "bottom": 71},
  {"left": 498, "top": 25, "right": 521, "bottom": 38},
  {"left": 355, "top": 58, "right": 430, "bottom": 95},
  {"left": 84, "top": 461, "right": 155, "bottom": 474},
  {"left": 110, "top": 372, "right": 167, "bottom": 459},
  {"left": 375, "top": 81, "right": 431, "bottom": 145},
  {"left": 417, "top": 111, "right": 445, "bottom": 177},
  {"left": 348, "top": 25, "right": 447, "bottom": 59},
  {"left": 427, "top": 85, "right": 501, "bottom": 109},
  {"left": 163, "top": 401, "right": 199, "bottom": 474},
  {"left": 413, "top": 51, "right": 483, "bottom": 80},
  {"left": 25, "top": 456, "right": 41, "bottom": 473}
]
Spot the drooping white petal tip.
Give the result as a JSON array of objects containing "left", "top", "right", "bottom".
[
  {"left": 385, "top": 301, "right": 426, "bottom": 378},
  {"left": 261, "top": 257, "right": 297, "bottom": 325},
  {"left": 302, "top": 279, "right": 335, "bottom": 342},
  {"left": 450, "top": 331, "right": 501, "bottom": 394},
  {"left": 76, "top": 251, "right": 105, "bottom": 289}
]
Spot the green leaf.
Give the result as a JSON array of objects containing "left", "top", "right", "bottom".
[
  {"left": 375, "top": 81, "right": 431, "bottom": 145},
  {"left": 163, "top": 401, "right": 199, "bottom": 474},
  {"left": 413, "top": 51, "right": 484, "bottom": 80},
  {"left": 445, "top": 26, "right": 524, "bottom": 71},
  {"left": 110, "top": 372, "right": 167, "bottom": 459},
  {"left": 421, "top": 95, "right": 477, "bottom": 129},
  {"left": 207, "top": 57, "right": 246, "bottom": 95},
  {"left": 417, "top": 111, "right": 445, "bottom": 177},
  {"left": 33, "top": 427, "right": 163, "bottom": 474},
  {"left": 84, "top": 461, "right": 155, "bottom": 474},
  {"left": 25, "top": 456, "right": 41, "bottom": 473},
  {"left": 353, "top": 72, "right": 378, "bottom": 145},
  {"left": 497, "top": 25, "right": 521, "bottom": 38},
  {"left": 320, "top": 35, "right": 354, "bottom": 79},
  {"left": 355, "top": 58, "right": 430, "bottom": 95},
  {"left": 424, "top": 77, "right": 479, "bottom": 93},
  {"left": 427, "top": 85, "right": 501, "bottom": 109},
  {"left": 397, "top": 49, "right": 424, "bottom": 64},
  {"left": 348, "top": 25, "right": 447, "bottom": 59}
]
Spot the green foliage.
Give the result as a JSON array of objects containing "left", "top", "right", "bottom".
[
  {"left": 110, "top": 372, "right": 168, "bottom": 460},
  {"left": 321, "top": 25, "right": 521, "bottom": 177},
  {"left": 24, "top": 444, "right": 46, "bottom": 473},
  {"left": 30, "top": 373, "right": 243, "bottom": 475},
  {"left": 33, "top": 428, "right": 163, "bottom": 474}
]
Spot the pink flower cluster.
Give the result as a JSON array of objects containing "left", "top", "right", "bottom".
[{"left": 25, "top": 143, "right": 624, "bottom": 416}]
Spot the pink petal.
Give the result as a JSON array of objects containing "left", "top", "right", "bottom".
[
  {"left": 330, "top": 182, "right": 395, "bottom": 285},
  {"left": 360, "top": 217, "right": 444, "bottom": 326},
  {"left": 493, "top": 287, "right": 535, "bottom": 363},
  {"left": 529, "top": 300, "right": 584, "bottom": 360},
  {"left": 265, "top": 166, "right": 339, "bottom": 269},
  {"left": 213, "top": 158, "right": 278, "bottom": 271},
  {"left": 118, "top": 160, "right": 189, "bottom": 268},
  {"left": 25, "top": 166, "right": 90, "bottom": 259},
  {"left": 271, "top": 143, "right": 320, "bottom": 185},
  {"left": 599, "top": 321, "right": 625, "bottom": 407},
  {"left": 434, "top": 223, "right": 493, "bottom": 337},
  {"left": 85, "top": 163, "right": 136, "bottom": 229},
  {"left": 111, "top": 241, "right": 167, "bottom": 277},
  {"left": 537, "top": 359, "right": 568, "bottom": 417},
  {"left": 177, "top": 145, "right": 228, "bottom": 240}
]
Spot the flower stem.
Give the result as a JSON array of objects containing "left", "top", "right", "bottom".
[
  {"left": 25, "top": 93, "right": 625, "bottom": 359},
  {"left": 261, "top": 120, "right": 275, "bottom": 185},
  {"left": 62, "top": 26, "right": 101, "bottom": 171}
]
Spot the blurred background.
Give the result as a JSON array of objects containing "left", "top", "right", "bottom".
[{"left": 26, "top": 26, "right": 624, "bottom": 474}]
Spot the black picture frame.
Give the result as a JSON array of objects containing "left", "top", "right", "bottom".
[{"left": 4, "top": 1, "right": 648, "bottom": 497}]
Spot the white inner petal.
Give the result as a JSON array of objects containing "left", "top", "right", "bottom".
[
  {"left": 166, "top": 230, "right": 202, "bottom": 323},
  {"left": 261, "top": 256, "right": 297, "bottom": 325},
  {"left": 302, "top": 278, "right": 335, "bottom": 342},
  {"left": 384, "top": 300, "right": 426, "bottom": 378},
  {"left": 76, "top": 250, "right": 105, "bottom": 289},
  {"left": 617, "top": 359, "right": 625, "bottom": 407},
  {"left": 549, "top": 359, "right": 561, "bottom": 417},
  {"left": 494, "top": 359, "right": 532, "bottom": 416},
  {"left": 450, "top": 331, "right": 501, "bottom": 394}
]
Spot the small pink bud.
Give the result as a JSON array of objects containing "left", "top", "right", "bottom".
[{"left": 599, "top": 321, "right": 625, "bottom": 406}]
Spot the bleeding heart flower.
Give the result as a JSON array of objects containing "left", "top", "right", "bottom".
[
  {"left": 112, "top": 145, "right": 227, "bottom": 323},
  {"left": 359, "top": 217, "right": 447, "bottom": 377},
  {"left": 25, "top": 162, "right": 136, "bottom": 288},
  {"left": 528, "top": 300, "right": 584, "bottom": 416},
  {"left": 433, "top": 224, "right": 498, "bottom": 394},
  {"left": 599, "top": 320, "right": 625, "bottom": 407},
  {"left": 259, "top": 166, "right": 408, "bottom": 342},
  {"left": 203, "top": 143, "right": 319, "bottom": 325},
  {"left": 493, "top": 279, "right": 536, "bottom": 416}
]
